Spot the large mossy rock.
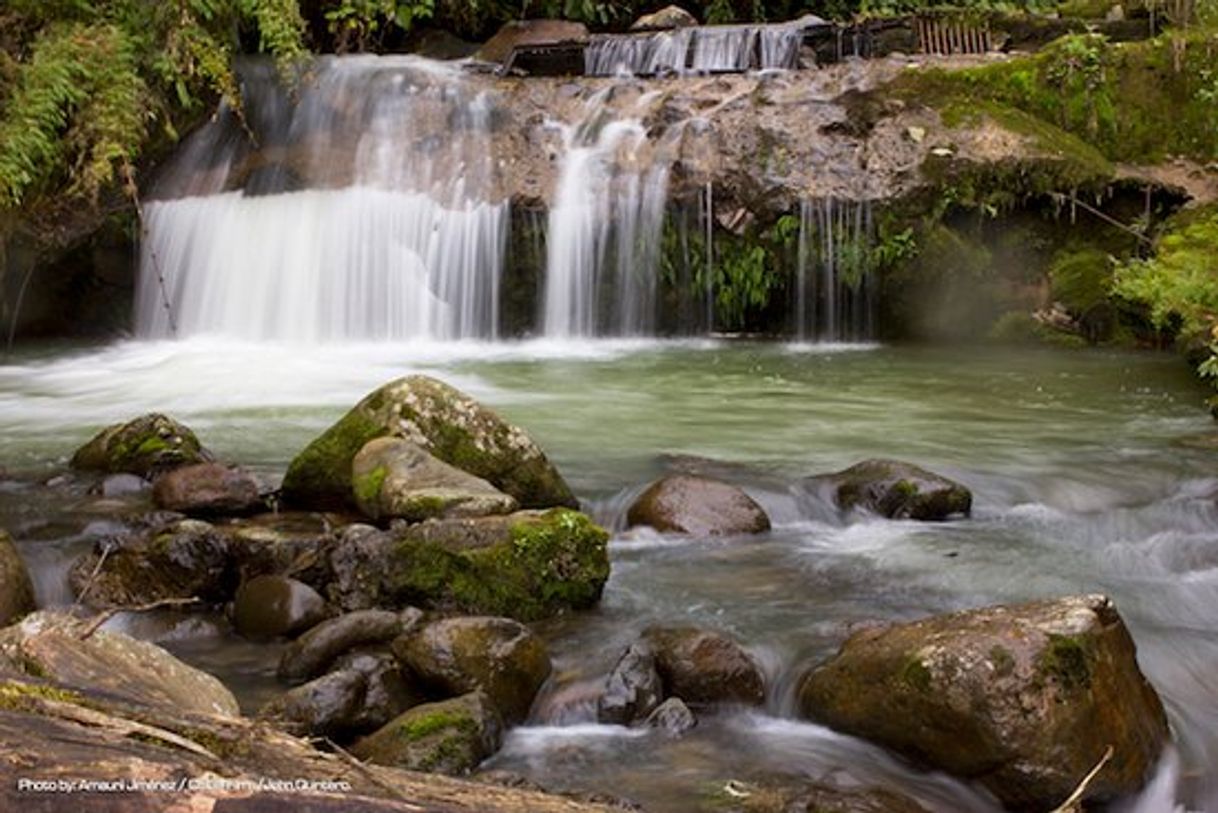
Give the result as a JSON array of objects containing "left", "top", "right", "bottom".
[
  {"left": 0, "top": 611, "right": 239, "bottom": 717},
  {"left": 70, "top": 413, "right": 211, "bottom": 477},
  {"left": 797, "top": 595, "right": 1169, "bottom": 811},
  {"left": 393, "top": 616, "right": 551, "bottom": 725},
  {"left": 68, "top": 519, "right": 232, "bottom": 608},
  {"left": 386, "top": 508, "right": 610, "bottom": 622},
  {"left": 351, "top": 691, "right": 503, "bottom": 776},
  {"left": 0, "top": 530, "right": 36, "bottom": 626},
  {"left": 626, "top": 474, "right": 771, "bottom": 536},
  {"left": 352, "top": 437, "right": 518, "bottom": 522},
  {"left": 642, "top": 626, "right": 765, "bottom": 707},
  {"left": 281, "top": 375, "right": 576, "bottom": 511},
  {"left": 812, "top": 459, "right": 972, "bottom": 521}
]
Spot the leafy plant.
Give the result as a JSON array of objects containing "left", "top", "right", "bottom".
[{"left": 324, "top": 0, "right": 435, "bottom": 53}]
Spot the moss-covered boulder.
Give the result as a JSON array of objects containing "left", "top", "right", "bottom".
[
  {"left": 152, "top": 462, "right": 263, "bottom": 516},
  {"left": 352, "top": 437, "right": 517, "bottom": 523},
  {"left": 385, "top": 508, "right": 609, "bottom": 622},
  {"left": 797, "top": 595, "right": 1169, "bottom": 811},
  {"left": 70, "top": 413, "right": 211, "bottom": 477},
  {"left": 393, "top": 616, "right": 550, "bottom": 725},
  {"left": 626, "top": 474, "right": 771, "bottom": 536},
  {"left": 641, "top": 626, "right": 765, "bottom": 708},
  {"left": 811, "top": 459, "right": 972, "bottom": 521},
  {"left": 0, "top": 530, "right": 36, "bottom": 626},
  {"left": 351, "top": 691, "right": 503, "bottom": 775},
  {"left": 281, "top": 375, "right": 576, "bottom": 511},
  {"left": 0, "top": 611, "right": 239, "bottom": 717},
  {"left": 278, "top": 609, "right": 423, "bottom": 685},
  {"left": 68, "top": 519, "right": 232, "bottom": 608},
  {"left": 232, "top": 575, "right": 329, "bottom": 641}
]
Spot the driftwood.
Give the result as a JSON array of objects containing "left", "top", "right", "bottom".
[{"left": 0, "top": 674, "right": 615, "bottom": 813}]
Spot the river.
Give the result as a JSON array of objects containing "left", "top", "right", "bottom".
[{"left": 1, "top": 337, "right": 1215, "bottom": 810}]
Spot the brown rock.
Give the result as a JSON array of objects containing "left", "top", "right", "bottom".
[
  {"left": 477, "top": 20, "right": 590, "bottom": 64},
  {"left": 232, "top": 575, "right": 329, "bottom": 640},
  {"left": 797, "top": 595, "right": 1170, "bottom": 811},
  {"left": 0, "top": 530, "right": 35, "bottom": 626},
  {"left": 351, "top": 691, "right": 503, "bottom": 775},
  {"left": 626, "top": 475, "right": 770, "bottom": 536},
  {"left": 631, "top": 5, "right": 698, "bottom": 30},
  {"left": 393, "top": 616, "right": 551, "bottom": 724},
  {"left": 642, "top": 626, "right": 765, "bottom": 707},
  {"left": 152, "top": 462, "right": 263, "bottom": 516}
]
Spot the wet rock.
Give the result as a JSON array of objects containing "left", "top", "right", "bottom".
[
  {"left": 393, "top": 616, "right": 551, "bottom": 725},
  {"left": 152, "top": 462, "right": 263, "bottom": 516},
  {"left": 99, "top": 473, "right": 150, "bottom": 498},
  {"left": 278, "top": 608, "right": 423, "bottom": 685},
  {"left": 334, "top": 649, "right": 423, "bottom": 732},
  {"left": 0, "top": 610, "right": 239, "bottom": 716},
  {"left": 797, "top": 594, "right": 1170, "bottom": 811},
  {"left": 645, "top": 697, "right": 696, "bottom": 738},
  {"left": 0, "top": 530, "right": 36, "bottom": 625},
  {"left": 386, "top": 508, "right": 609, "bottom": 621},
  {"left": 351, "top": 691, "right": 503, "bottom": 775},
  {"left": 812, "top": 459, "right": 971, "bottom": 521},
  {"left": 476, "top": 20, "right": 589, "bottom": 64},
  {"left": 352, "top": 437, "right": 517, "bottom": 523},
  {"left": 232, "top": 575, "right": 328, "bottom": 640},
  {"left": 596, "top": 642, "right": 663, "bottom": 725},
  {"left": 261, "top": 669, "right": 367, "bottom": 738},
  {"left": 225, "top": 511, "right": 336, "bottom": 586},
  {"left": 626, "top": 475, "right": 771, "bottom": 536},
  {"left": 68, "top": 519, "right": 231, "bottom": 608},
  {"left": 631, "top": 5, "right": 698, "bottom": 30},
  {"left": 642, "top": 626, "right": 765, "bottom": 707},
  {"left": 327, "top": 523, "right": 395, "bottom": 611},
  {"left": 70, "top": 413, "right": 211, "bottom": 477},
  {"left": 281, "top": 374, "right": 576, "bottom": 511}
]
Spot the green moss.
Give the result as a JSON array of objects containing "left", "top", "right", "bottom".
[
  {"left": 352, "top": 464, "right": 387, "bottom": 509},
  {"left": 393, "top": 709, "right": 471, "bottom": 742},
  {"left": 989, "top": 645, "right": 1016, "bottom": 677},
  {"left": 280, "top": 410, "right": 386, "bottom": 509},
  {"left": 900, "top": 655, "right": 933, "bottom": 692},
  {"left": 0, "top": 680, "right": 83, "bottom": 710},
  {"left": 888, "top": 33, "right": 1218, "bottom": 166},
  {"left": 1050, "top": 247, "right": 1113, "bottom": 314},
  {"left": 1038, "top": 634, "right": 1092, "bottom": 691},
  {"left": 388, "top": 509, "right": 609, "bottom": 621}
]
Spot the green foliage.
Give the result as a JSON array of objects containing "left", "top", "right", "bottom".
[
  {"left": 895, "top": 32, "right": 1218, "bottom": 165},
  {"left": 1113, "top": 205, "right": 1218, "bottom": 340},
  {"left": 324, "top": 0, "right": 435, "bottom": 53},
  {"left": 0, "top": 0, "right": 305, "bottom": 211}
]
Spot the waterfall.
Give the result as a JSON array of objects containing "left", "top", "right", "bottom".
[
  {"left": 585, "top": 21, "right": 807, "bottom": 77},
  {"left": 794, "top": 198, "right": 876, "bottom": 341},
  {"left": 542, "top": 91, "right": 673, "bottom": 338},
  {"left": 135, "top": 56, "right": 507, "bottom": 341}
]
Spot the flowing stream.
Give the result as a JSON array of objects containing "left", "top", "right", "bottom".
[{"left": 1, "top": 338, "right": 1216, "bottom": 810}]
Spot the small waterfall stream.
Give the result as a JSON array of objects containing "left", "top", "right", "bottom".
[
  {"left": 542, "top": 90, "right": 674, "bottom": 338},
  {"left": 585, "top": 21, "right": 811, "bottom": 76},
  {"left": 136, "top": 57, "right": 507, "bottom": 341},
  {"left": 794, "top": 198, "right": 877, "bottom": 342}
]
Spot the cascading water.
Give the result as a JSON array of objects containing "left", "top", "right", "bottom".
[
  {"left": 793, "top": 198, "right": 876, "bottom": 341},
  {"left": 541, "top": 91, "right": 673, "bottom": 338},
  {"left": 585, "top": 20, "right": 810, "bottom": 77},
  {"left": 136, "top": 57, "right": 507, "bottom": 341}
]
